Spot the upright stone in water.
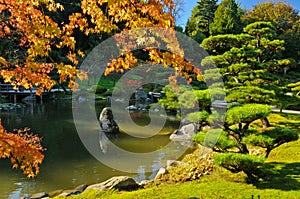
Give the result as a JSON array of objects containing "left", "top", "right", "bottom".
[{"left": 99, "top": 107, "right": 119, "bottom": 134}]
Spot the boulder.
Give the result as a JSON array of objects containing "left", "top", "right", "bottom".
[
  {"left": 57, "top": 184, "right": 87, "bottom": 197},
  {"left": 125, "top": 105, "right": 137, "bottom": 111},
  {"left": 154, "top": 167, "right": 167, "bottom": 180},
  {"left": 29, "top": 192, "right": 48, "bottom": 199},
  {"left": 47, "top": 190, "right": 63, "bottom": 197},
  {"left": 135, "top": 89, "right": 150, "bottom": 110},
  {"left": 135, "top": 89, "right": 148, "bottom": 101},
  {"left": 85, "top": 176, "right": 139, "bottom": 192},
  {"left": 99, "top": 107, "right": 119, "bottom": 134},
  {"left": 0, "top": 103, "right": 24, "bottom": 111},
  {"left": 169, "top": 123, "right": 198, "bottom": 142},
  {"left": 138, "top": 179, "right": 154, "bottom": 188},
  {"left": 98, "top": 131, "right": 111, "bottom": 154},
  {"left": 154, "top": 161, "right": 186, "bottom": 182},
  {"left": 166, "top": 160, "right": 186, "bottom": 169},
  {"left": 180, "top": 118, "right": 192, "bottom": 126}
]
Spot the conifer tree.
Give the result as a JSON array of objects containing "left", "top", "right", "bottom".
[
  {"left": 209, "top": 0, "right": 242, "bottom": 35},
  {"left": 196, "top": 0, "right": 218, "bottom": 37},
  {"left": 185, "top": 6, "right": 205, "bottom": 43}
]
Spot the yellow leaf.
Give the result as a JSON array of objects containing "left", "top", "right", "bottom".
[
  {"left": 0, "top": 57, "right": 8, "bottom": 67},
  {"left": 77, "top": 70, "right": 88, "bottom": 80},
  {"left": 77, "top": 50, "right": 85, "bottom": 58}
]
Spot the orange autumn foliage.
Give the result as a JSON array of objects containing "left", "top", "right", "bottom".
[
  {"left": 0, "top": 121, "right": 45, "bottom": 178},
  {"left": 0, "top": 0, "right": 199, "bottom": 93},
  {"left": 0, "top": 0, "right": 85, "bottom": 95}
]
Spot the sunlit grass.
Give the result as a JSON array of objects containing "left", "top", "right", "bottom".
[
  {"left": 268, "top": 113, "right": 300, "bottom": 131},
  {"left": 57, "top": 170, "right": 300, "bottom": 199}
]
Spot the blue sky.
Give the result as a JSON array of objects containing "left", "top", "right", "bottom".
[{"left": 177, "top": 0, "right": 300, "bottom": 27}]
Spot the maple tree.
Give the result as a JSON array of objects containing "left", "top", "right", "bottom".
[
  {"left": 0, "top": 0, "right": 200, "bottom": 92},
  {"left": 0, "top": 121, "right": 44, "bottom": 178},
  {"left": 0, "top": 0, "right": 80, "bottom": 177},
  {"left": 73, "top": 0, "right": 200, "bottom": 80},
  {"left": 0, "top": 0, "right": 82, "bottom": 94}
]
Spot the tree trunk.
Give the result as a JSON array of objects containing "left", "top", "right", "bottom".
[
  {"left": 225, "top": 126, "right": 249, "bottom": 154},
  {"left": 261, "top": 117, "right": 270, "bottom": 129},
  {"left": 265, "top": 147, "right": 272, "bottom": 158},
  {"left": 239, "top": 143, "right": 249, "bottom": 154}
]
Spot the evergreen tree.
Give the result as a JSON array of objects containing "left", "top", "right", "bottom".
[
  {"left": 202, "top": 21, "right": 300, "bottom": 125},
  {"left": 195, "top": 0, "right": 218, "bottom": 37},
  {"left": 209, "top": 0, "right": 242, "bottom": 35},
  {"left": 184, "top": 6, "right": 206, "bottom": 43},
  {"left": 202, "top": 22, "right": 291, "bottom": 91},
  {"left": 244, "top": 1, "right": 300, "bottom": 63}
]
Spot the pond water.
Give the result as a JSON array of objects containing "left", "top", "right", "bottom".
[{"left": 0, "top": 100, "right": 183, "bottom": 198}]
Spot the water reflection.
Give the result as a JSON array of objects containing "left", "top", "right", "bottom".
[
  {"left": 0, "top": 101, "right": 180, "bottom": 198},
  {"left": 99, "top": 131, "right": 109, "bottom": 154}
]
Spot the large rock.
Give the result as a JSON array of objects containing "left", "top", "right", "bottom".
[
  {"left": 138, "top": 179, "right": 154, "bottom": 188},
  {"left": 166, "top": 160, "right": 186, "bottom": 169},
  {"left": 135, "top": 89, "right": 150, "bottom": 110},
  {"left": 57, "top": 184, "right": 88, "bottom": 197},
  {"left": 154, "top": 167, "right": 167, "bottom": 180},
  {"left": 99, "top": 107, "right": 119, "bottom": 134},
  {"left": 170, "top": 123, "right": 198, "bottom": 141},
  {"left": 0, "top": 103, "right": 24, "bottom": 111},
  {"left": 135, "top": 89, "right": 148, "bottom": 101},
  {"left": 22, "top": 192, "right": 48, "bottom": 199},
  {"left": 154, "top": 161, "right": 186, "bottom": 181},
  {"left": 85, "top": 176, "right": 139, "bottom": 192}
]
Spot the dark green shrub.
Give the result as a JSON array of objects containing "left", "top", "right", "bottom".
[
  {"left": 214, "top": 153, "right": 265, "bottom": 181},
  {"left": 242, "top": 127, "right": 299, "bottom": 157},
  {"left": 193, "top": 129, "right": 238, "bottom": 151},
  {"left": 104, "top": 89, "right": 113, "bottom": 96},
  {"left": 187, "top": 111, "right": 210, "bottom": 127},
  {"left": 226, "top": 104, "right": 271, "bottom": 125},
  {"left": 226, "top": 86, "right": 275, "bottom": 104}
]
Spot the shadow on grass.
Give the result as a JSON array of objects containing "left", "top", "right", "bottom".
[
  {"left": 254, "top": 162, "right": 300, "bottom": 191},
  {"left": 275, "top": 121, "right": 300, "bottom": 131}
]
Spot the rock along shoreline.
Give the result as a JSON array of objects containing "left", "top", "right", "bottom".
[
  {"left": 22, "top": 146, "right": 215, "bottom": 199},
  {"left": 21, "top": 175, "right": 153, "bottom": 199}
]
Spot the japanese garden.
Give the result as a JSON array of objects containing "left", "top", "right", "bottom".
[{"left": 0, "top": 0, "right": 299, "bottom": 198}]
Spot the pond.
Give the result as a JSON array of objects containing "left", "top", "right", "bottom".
[{"left": 0, "top": 100, "right": 183, "bottom": 198}]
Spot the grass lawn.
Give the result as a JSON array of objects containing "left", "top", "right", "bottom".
[
  {"left": 70, "top": 180, "right": 299, "bottom": 199},
  {"left": 55, "top": 113, "right": 300, "bottom": 199}
]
